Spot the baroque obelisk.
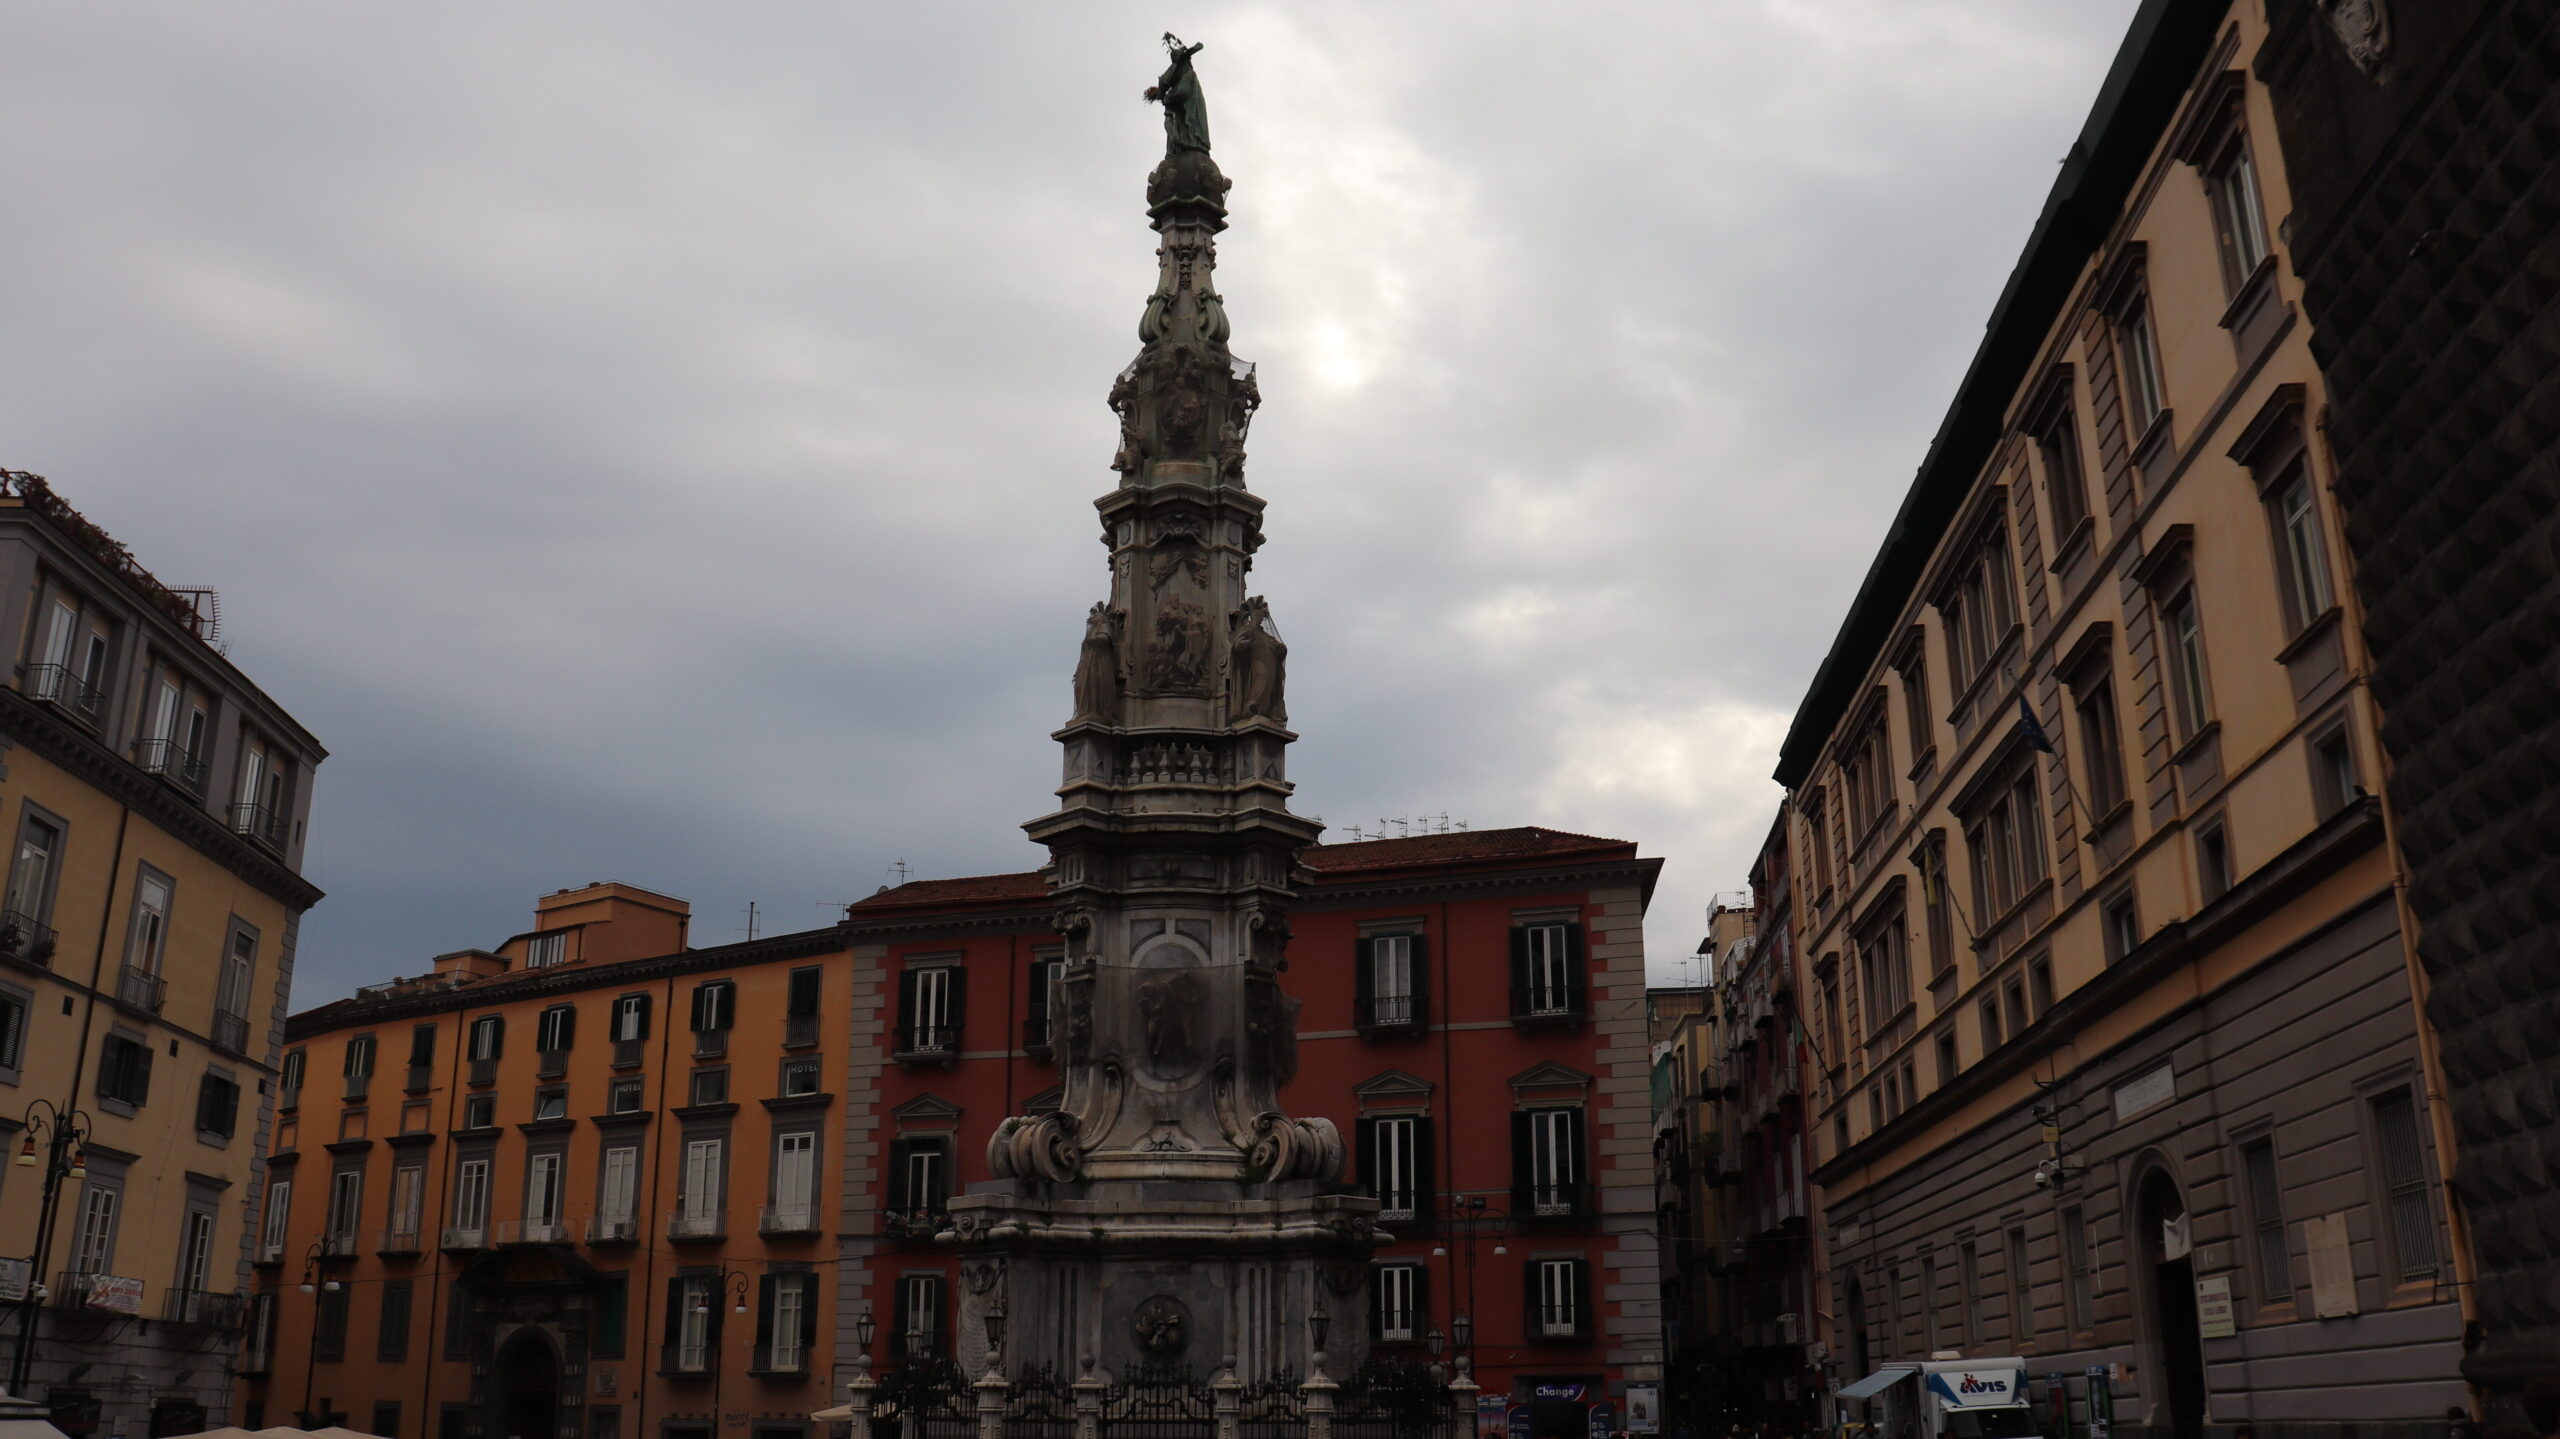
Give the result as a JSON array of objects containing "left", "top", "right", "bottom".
[{"left": 946, "top": 37, "right": 1378, "bottom": 1384}]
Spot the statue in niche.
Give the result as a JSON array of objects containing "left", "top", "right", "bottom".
[
  {"left": 1229, "top": 597, "right": 1287, "bottom": 723},
  {"left": 1143, "top": 35, "right": 1210, "bottom": 155},
  {"left": 1137, "top": 969, "right": 1205, "bottom": 1068},
  {"left": 1247, "top": 904, "right": 1291, "bottom": 972},
  {"left": 1072, "top": 603, "right": 1124, "bottom": 723},
  {"left": 1108, "top": 366, "right": 1146, "bottom": 474},
  {"left": 1159, "top": 348, "right": 1208, "bottom": 452},
  {"left": 1146, "top": 597, "right": 1210, "bottom": 692}
]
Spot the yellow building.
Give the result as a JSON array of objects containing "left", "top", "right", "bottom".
[
  {"left": 1771, "top": 9, "right": 2464, "bottom": 1439},
  {"left": 0, "top": 471, "right": 325, "bottom": 1437}
]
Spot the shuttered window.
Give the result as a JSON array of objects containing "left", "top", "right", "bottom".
[
  {"left": 2372, "top": 1090, "right": 2438, "bottom": 1282},
  {"left": 2243, "top": 1139, "right": 2290, "bottom": 1306}
]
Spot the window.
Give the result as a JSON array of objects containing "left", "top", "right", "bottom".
[
  {"left": 2008, "top": 1228, "right": 2034, "bottom": 1346},
  {"left": 888, "top": 1136, "right": 950, "bottom": 1216},
  {"left": 125, "top": 869, "right": 173, "bottom": 976},
  {"left": 2242, "top": 1138, "right": 2289, "bottom": 1307},
  {"left": 314, "top": 1285, "right": 349, "bottom": 1363},
  {"left": 2117, "top": 291, "right": 2166, "bottom": 435},
  {"left": 1840, "top": 708, "right": 1894, "bottom": 839},
  {"left": 780, "top": 1056, "right": 822, "bottom": 1096},
  {"left": 599, "top": 1147, "right": 640, "bottom": 1230},
  {"left": 772, "top": 1132, "right": 817, "bottom": 1223},
  {"left": 281, "top": 1048, "right": 306, "bottom": 1103},
  {"left": 1511, "top": 921, "right": 1584, "bottom": 1019},
  {"left": 536, "top": 1005, "right": 575, "bottom": 1054},
  {"left": 390, "top": 1163, "right": 425, "bottom": 1239},
  {"left": 1896, "top": 637, "right": 1934, "bottom": 767},
  {"left": 196, "top": 1071, "right": 241, "bottom": 1139},
  {"left": 2037, "top": 398, "right": 2092, "bottom": 541},
  {"left": 461, "top": 1095, "right": 496, "bottom": 1130},
  {"left": 2197, "top": 820, "right": 2232, "bottom": 902},
  {"left": 2203, "top": 122, "right": 2272, "bottom": 287},
  {"left": 175, "top": 1205, "right": 216, "bottom": 1298},
  {"left": 691, "top": 980, "right": 737, "bottom": 1035},
  {"left": 524, "top": 932, "right": 565, "bottom": 969},
  {"left": 1373, "top": 1262, "right": 1425, "bottom": 1344},
  {"left": 893, "top": 1272, "right": 945, "bottom": 1360},
  {"left": 467, "top": 1016, "right": 503, "bottom": 1064},
  {"left": 1855, "top": 909, "right": 1911, "bottom": 1024},
  {"left": 2273, "top": 469, "right": 2335, "bottom": 627},
  {"left": 1882, "top": 1070, "right": 1902, "bottom": 1123},
  {"left": 1979, "top": 997, "right": 2004, "bottom": 1053},
  {"left": 1934, "top": 1031, "right": 1960, "bottom": 1089},
  {"left": 327, "top": 1167, "right": 365, "bottom": 1241},
  {"left": 1804, "top": 791, "right": 1835, "bottom": 898},
  {"left": 680, "top": 1138, "right": 724, "bottom": 1221},
  {"left": 453, "top": 1159, "right": 491, "bottom": 1233},
  {"left": 609, "top": 1078, "right": 644, "bottom": 1114},
  {"left": 611, "top": 993, "right": 650, "bottom": 1043},
  {"left": 896, "top": 967, "right": 957, "bottom": 1053},
  {"left": 2102, "top": 891, "right": 2141, "bottom": 963},
  {"left": 244, "top": 1293, "right": 277, "bottom": 1374},
  {"left": 1516, "top": 1107, "right": 1584, "bottom": 1216},
  {"left": 1960, "top": 1242, "right": 1983, "bottom": 1346},
  {"left": 1821, "top": 970, "right": 1845, "bottom": 1059},
  {"left": 1359, "top": 1115, "right": 1430, "bottom": 1222},
  {"left": 97, "top": 1033, "right": 153, "bottom": 1107},
  {"left": 2073, "top": 677, "right": 2128, "bottom": 817},
  {"left": 2163, "top": 590, "right": 2212, "bottom": 739},
  {"left": 1965, "top": 768, "right": 2046, "bottom": 920},
  {"left": 1024, "top": 954, "right": 1062, "bottom": 1051},
  {"left": 688, "top": 1068, "right": 728, "bottom": 1107},
  {"left": 1921, "top": 1257, "right": 1940, "bottom": 1351},
  {"left": 69, "top": 1181, "right": 119, "bottom": 1274},
  {"left": 1358, "top": 932, "right": 1426, "bottom": 1028},
  {"left": 2003, "top": 978, "right": 2029, "bottom": 1040},
  {"left": 259, "top": 1179, "right": 293, "bottom": 1258},
  {"left": 671, "top": 1272, "right": 718, "bottom": 1370},
  {"left": 1529, "top": 1257, "right": 1588, "bottom": 1339},
  {"left": 2311, "top": 726, "right": 2359, "bottom": 819},
  {"left": 1918, "top": 835, "right": 1955, "bottom": 979},
  {"left": 1938, "top": 528, "right": 2021, "bottom": 688},
  {"left": 533, "top": 1088, "right": 568, "bottom": 1121},
  {"left": 0, "top": 986, "right": 26, "bottom": 1079},
  {"left": 2371, "top": 1089, "right": 2439, "bottom": 1283},
  {"left": 233, "top": 735, "right": 292, "bottom": 845},
  {"left": 525, "top": 1153, "right": 565, "bottom": 1228},
  {"left": 2028, "top": 957, "right": 2055, "bottom": 1018},
  {"left": 344, "top": 1033, "right": 377, "bottom": 1079},
  {"left": 4, "top": 812, "right": 62, "bottom": 928},
  {"left": 378, "top": 1281, "right": 414, "bottom": 1363},
  {"left": 2061, "top": 1209, "right": 2094, "bottom": 1333},
  {"left": 214, "top": 924, "right": 257, "bottom": 1050},
  {"left": 758, "top": 1271, "right": 813, "bottom": 1372}
]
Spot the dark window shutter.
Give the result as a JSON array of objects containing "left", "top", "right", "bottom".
[
  {"left": 1370, "top": 1269, "right": 1388, "bottom": 1340},
  {"left": 1510, "top": 1111, "right": 1534, "bottom": 1213},
  {"left": 1415, "top": 1264, "right": 1432, "bottom": 1334},
  {"left": 480, "top": 1017, "right": 504, "bottom": 1059},
  {"left": 1354, "top": 1118, "right": 1378, "bottom": 1195},
  {"left": 753, "top": 1274, "right": 775, "bottom": 1355},
  {"left": 1565, "top": 923, "right": 1588, "bottom": 1016},
  {"left": 557, "top": 1007, "right": 576, "bottom": 1050},
  {"left": 409, "top": 1025, "right": 436, "bottom": 1066},
  {"left": 1026, "top": 962, "right": 1052, "bottom": 1045},
  {"left": 1523, "top": 1257, "right": 1539, "bottom": 1337},
  {"left": 887, "top": 1139, "right": 913, "bottom": 1210},
  {"left": 133, "top": 1039, "right": 154, "bottom": 1104},
  {"left": 946, "top": 967, "right": 968, "bottom": 1038},
  {"left": 1413, "top": 1116, "right": 1437, "bottom": 1219},
  {"left": 663, "top": 1277, "right": 684, "bottom": 1347},
  {"left": 897, "top": 970, "right": 920, "bottom": 1043},
  {"left": 890, "top": 1275, "right": 913, "bottom": 1351},
  {"left": 635, "top": 994, "right": 652, "bottom": 1040},
  {"left": 1353, "top": 938, "right": 1376, "bottom": 1021},
  {"left": 1508, "top": 929, "right": 1531, "bottom": 1016},
  {"left": 690, "top": 985, "right": 710, "bottom": 1032},
  {"left": 1409, "top": 934, "right": 1431, "bottom": 1026},
  {"left": 788, "top": 968, "right": 821, "bottom": 1018},
  {"left": 925, "top": 1140, "right": 952, "bottom": 1208},
  {"left": 1573, "top": 1258, "right": 1592, "bottom": 1337},
  {"left": 1567, "top": 1108, "right": 1588, "bottom": 1210}
]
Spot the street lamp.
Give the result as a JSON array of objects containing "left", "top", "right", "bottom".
[
  {"left": 694, "top": 1269, "right": 753, "bottom": 1439},
  {"left": 1309, "top": 1300, "right": 1330, "bottom": 1371},
  {"left": 983, "top": 1300, "right": 1008, "bottom": 1367},
  {"left": 9, "top": 1100, "right": 93, "bottom": 1396},
  {"left": 856, "top": 1307, "right": 877, "bottom": 1359},
  {"left": 298, "top": 1242, "right": 344, "bottom": 1427}
]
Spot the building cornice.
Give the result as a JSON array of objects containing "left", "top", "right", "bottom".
[{"left": 0, "top": 686, "right": 324, "bottom": 910}]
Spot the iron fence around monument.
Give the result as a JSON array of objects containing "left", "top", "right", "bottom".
[
  {"left": 1236, "top": 1366, "right": 1305, "bottom": 1439},
  {"left": 870, "top": 1356, "right": 976, "bottom": 1438},
  {"left": 1332, "top": 1357, "right": 1462, "bottom": 1439},
  {"left": 1006, "top": 1362, "right": 1078, "bottom": 1439},
  {"left": 1097, "top": 1359, "right": 1216, "bottom": 1439}
]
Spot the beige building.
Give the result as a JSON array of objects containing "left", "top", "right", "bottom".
[
  {"left": 1771, "top": 8, "right": 2464, "bottom": 1439},
  {"left": 0, "top": 471, "right": 325, "bottom": 1437}
]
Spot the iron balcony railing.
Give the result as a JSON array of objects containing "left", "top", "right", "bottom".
[
  {"left": 439, "top": 1225, "right": 489, "bottom": 1253},
  {"left": 667, "top": 1211, "right": 725, "bottom": 1241},
  {"left": 25, "top": 666, "right": 103, "bottom": 725},
  {"left": 468, "top": 1057, "right": 498, "bottom": 1086},
  {"left": 405, "top": 1064, "right": 434, "bottom": 1094},
  {"left": 584, "top": 1214, "right": 641, "bottom": 1245},
  {"left": 0, "top": 910, "right": 57, "bottom": 970},
  {"left": 535, "top": 1049, "right": 566, "bottom": 1079},
  {"left": 1356, "top": 993, "right": 1426, "bottom": 1032},
  {"left": 211, "top": 1010, "right": 250, "bottom": 1055},
  {"left": 1512, "top": 1181, "right": 1593, "bottom": 1220},
  {"left": 115, "top": 965, "right": 166, "bottom": 1015},
  {"left": 52, "top": 1271, "right": 138, "bottom": 1313},
  {"left": 320, "top": 1230, "right": 359, "bottom": 1258},
  {"left": 342, "top": 1070, "right": 371, "bottom": 1101},
  {"left": 749, "top": 1341, "right": 808, "bottom": 1376},
  {"left": 133, "top": 739, "right": 209, "bottom": 794},
  {"left": 880, "top": 1207, "right": 949, "bottom": 1243},
  {"left": 495, "top": 1218, "right": 570, "bottom": 1246},
  {"left": 658, "top": 1340, "right": 714, "bottom": 1377},
  {"left": 894, "top": 1024, "right": 957, "bottom": 1059},
  {"left": 692, "top": 1027, "right": 730, "bottom": 1059},
  {"left": 611, "top": 1037, "right": 645, "bottom": 1068},
  {"left": 1509, "top": 986, "right": 1583, "bottom": 1024},
  {"left": 759, "top": 1205, "right": 819, "bottom": 1236},
  {"left": 254, "top": 1241, "right": 285, "bottom": 1266},
  {"left": 784, "top": 1014, "right": 818, "bottom": 1048},
  {"left": 377, "top": 1226, "right": 423, "bottom": 1257},
  {"left": 228, "top": 801, "right": 285, "bottom": 849},
  {"left": 162, "top": 1288, "right": 242, "bottom": 1328}
]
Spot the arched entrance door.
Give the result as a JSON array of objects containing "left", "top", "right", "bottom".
[
  {"left": 2135, "top": 1171, "right": 2207, "bottom": 1439},
  {"left": 495, "top": 1331, "right": 560, "bottom": 1439}
]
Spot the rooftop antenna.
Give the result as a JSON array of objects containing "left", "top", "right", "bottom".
[
  {"left": 887, "top": 859, "right": 914, "bottom": 888},
  {"left": 743, "top": 901, "right": 760, "bottom": 942}
]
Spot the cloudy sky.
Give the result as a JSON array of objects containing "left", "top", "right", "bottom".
[{"left": 2, "top": 2, "right": 2143, "bottom": 1002}]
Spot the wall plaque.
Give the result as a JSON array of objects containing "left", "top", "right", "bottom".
[
  {"left": 2194, "top": 1276, "right": 2235, "bottom": 1339},
  {"left": 2112, "top": 1064, "right": 2175, "bottom": 1120}
]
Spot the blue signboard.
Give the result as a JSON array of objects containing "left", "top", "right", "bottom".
[
  {"left": 1588, "top": 1401, "right": 1618, "bottom": 1438},
  {"left": 1535, "top": 1382, "right": 1589, "bottom": 1403},
  {"left": 1509, "top": 1405, "right": 1535, "bottom": 1439}
]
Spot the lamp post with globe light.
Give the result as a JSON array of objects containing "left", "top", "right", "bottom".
[
  {"left": 295, "top": 1242, "right": 344, "bottom": 1427},
  {"left": 8, "top": 1100, "right": 92, "bottom": 1396}
]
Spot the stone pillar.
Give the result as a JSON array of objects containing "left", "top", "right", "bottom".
[
  {"left": 843, "top": 1360, "right": 877, "bottom": 1439},
  {"left": 974, "top": 1365, "right": 1010, "bottom": 1439},
  {"left": 1448, "top": 1362, "right": 1480, "bottom": 1438},
  {"left": 1211, "top": 1362, "right": 1243, "bottom": 1439},
  {"left": 1072, "top": 1358, "right": 1105, "bottom": 1439},
  {"left": 1300, "top": 1359, "right": 1337, "bottom": 1439}
]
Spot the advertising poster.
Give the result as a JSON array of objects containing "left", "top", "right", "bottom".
[
  {"left": 1626, "top": 1382, "right": 1662, "bottom": 1433},
  {"left": 1479, "top": 1394, "right": 1511, "bottom": 1437}
]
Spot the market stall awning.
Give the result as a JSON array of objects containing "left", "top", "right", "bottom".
[{"left": 1837, "top": 1367, "right": 1917, "bottom": 1401}]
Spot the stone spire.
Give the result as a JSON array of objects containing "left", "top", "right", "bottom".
[{"left": 949, "top": 40, "right": 1374, "bottom": 1385}]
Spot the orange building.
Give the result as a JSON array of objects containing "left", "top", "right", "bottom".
[{"left": 243, "top": 829, "right": 1665, "bottom": 1439}]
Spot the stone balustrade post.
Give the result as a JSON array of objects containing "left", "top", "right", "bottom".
[
  {"left": 1300, "top": 1354, "right": 1338, "bottom": 1439},
  {"left": 975, "top": 1362, "right": 1011, "bottom": 1439},
  {"left": 1071, "top": 1358, "right": 1105, "bottom": 1439},
  {"left": 1446, "top": 1361, "right": 1480, "bottom": 1439},
  {"left": 843, "top": 1359, "right": 878, "bottom": 1439},
  {"left": 1211, "top": 1361, "right": 1243, "bottom": 1439}
]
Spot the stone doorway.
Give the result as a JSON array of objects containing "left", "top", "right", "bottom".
[
  {"left": 495, "top": 1331, "right": 561, "bottom": 1439},
  {"left": 2135, "top": 1170, "right": 2207, "bottom": 1439}
]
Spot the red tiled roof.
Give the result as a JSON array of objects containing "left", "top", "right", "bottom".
[{"left": 844, "top": 826, "right": 1635, "bottom": 914}]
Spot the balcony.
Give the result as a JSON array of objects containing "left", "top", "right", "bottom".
[
  {"left": 210, "top": 1009, "right": 251, "bottom": 1055},
  {"left": 759, "top": 1205, "right": 820, "bottom": 1237},
  {"left": 26, "top": 665, "right": 104, "bottom": 726},
  {"left": 342, "top": 1071, "right": 371, "bottom": 1101},
  {"left": 495, "top": 1218, "right": 571, "bottom": 1246},
  {"left": 0, "top": 910, "right": 55, "bottom": 971},
  {"left": 229, "top": 800, "right": 287, "bottom": 851},
  {"left": 749, "top": 1341, "right": 809, "bottom": 1377},
  {"left": 692, "top": 1027, "right": 730, "bottom": 1059},
  {"left": 1021, "top": 1015, "right": 1053, "bottom": 1056},
  {"left": 405, "top": 1064, "right": 434, "bottom": 1095},
  {"left": 377, "top": 1226, "right": 424, "bottom": 1257},
  {"left": 784, "top": 1014, "right": 819, "bottom": 1049},
  {"left": 467, "top": 1057, "right": 498, "bottom": 1086},
  {"left": 439, "top": 1225, "right": 489, "bottom": 1253},
  {"left": 585, "top": 1214, "right": 641, "bottom": 1247},
  {"left": 115, "top": 965, "right": 166, "bottom": 1015},
  {"left": 880, "top": 1207, "right": 948, "bottom": 1244},
  {"left": 162, "top": 1288, "right": 243, "bottom": 1329},
  {"left": 134, "top": 739, "right": 209, "bottom": 795},
  {"left": 1508, "top": 987, "right": 1584, "bottom": 1030},
  {"left": 535, "top": 1049, "right": 566, "bottom": 1080},
  {"left": 254, "top": 1242, "right": 285, "bottom": 1267},
  {"left": 1356, "top": 992, "right": 1427, "bottom": 1036},
  {"left": 658, "top": 1341, "right": 715, "bottom": 1378},
  {"left": 1512, "top": 1181, "right": 1592, "bottom": 1222},
  {"left": 611, "top": 1038, "right": 645, "bottom": 1069},
  {"left": 892, "top": 1024, "right": 958, "bottom": 1066},
  {"left": 51, "top": 1271, "right": 140, "bottom": 1315},
  {"left": 320, "top": 1230, "right": 359, "bottom": 1258},
  {"left": 667, "top": 1211, "right": 725, "bottom": 1242}
]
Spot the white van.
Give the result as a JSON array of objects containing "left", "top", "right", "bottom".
[{"left": 1835, "top": 1358, "right": 2040, "bottom": 1439}]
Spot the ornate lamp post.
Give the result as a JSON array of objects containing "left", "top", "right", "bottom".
[
  {"left": 296, "top": 1242, "right": 343, "bottom": 1426},
  {"left": 9, "top": 1100, "right": 92, "bottom": 1396},
  {"left": 695, "top": 1270, "right": 751, "bottom": 1439}
]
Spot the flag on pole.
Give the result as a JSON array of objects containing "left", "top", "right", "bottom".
[{"left": 2018, "top": 694, "right": 2056, "bottom": 754}]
